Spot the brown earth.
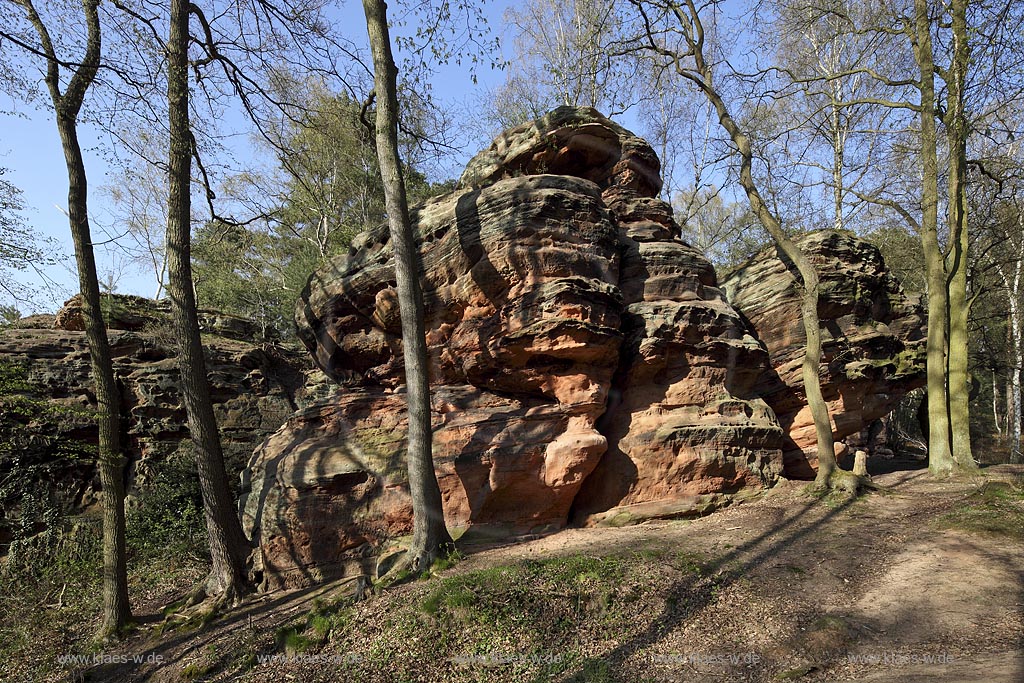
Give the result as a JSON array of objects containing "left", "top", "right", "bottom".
[{"left": 55, "top": 462, "right": 1023, "bottom": 683}]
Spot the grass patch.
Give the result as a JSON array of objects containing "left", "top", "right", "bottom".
[
  {"left": 313, "top": 549, "right": 726, "bottom": 681},
  {"left": 276, "top": 625, "right": 315, "bottom": 655},
  {"left": 180, "top": 660, "right": 215, "bottom": 680},
  {"left": 938, "top": 480, "right": 1024, "bottom": 539}
]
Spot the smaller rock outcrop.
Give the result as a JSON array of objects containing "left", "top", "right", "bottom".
[
  {"left": 722, "top": 231, "right": 927, "bottom": 478},
  {"left": 0, "top": 294, "right": 325, "bottom": 513}
]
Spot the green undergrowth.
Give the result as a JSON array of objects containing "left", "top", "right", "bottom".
[
  {"left": 264, "top": 549, "right": 718, "bottom": 683},
  {"left": 937, "top": 477, "right": 1024, "bottom": 539},
  {"left": 0, "top": 449, "right": 210, "bottom": 682}
]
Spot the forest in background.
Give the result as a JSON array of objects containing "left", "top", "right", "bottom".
[{"left": 1, "top": 0, "right": 1023, "bottom": 673}]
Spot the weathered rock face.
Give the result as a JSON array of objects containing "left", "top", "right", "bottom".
[
  {"left": 0, "top": 295, "right": 326, "bottom": 509},
  {"left": 569, "top": 192, "right": 784, "bottom": 525},
  {"left": 244, "top": 107, "right": 787, "bottom": 589},
  {"left": 242, "top": 107, "right": 925, "bottom": 590},
  {"left": 721, "top": 231, "right": 927, "bottom": 478},
  {"left": 277, "top": 172, "right": 626, "bottom": 553}
]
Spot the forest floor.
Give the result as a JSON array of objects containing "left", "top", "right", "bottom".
[{"left": 40, "top": 459, "right": 1024, "bottom": 683}]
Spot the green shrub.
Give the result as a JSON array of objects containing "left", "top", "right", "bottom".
[{"left": 127, "top": 455, "right": 207, "bottom": 559}]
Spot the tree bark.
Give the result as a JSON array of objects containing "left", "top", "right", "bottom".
[
  {"left": 167, "top": 0, "right": 251, "bottom": 602},
  {"left": 943, "top": 0, "right": 977, "bottom": 472},
  {"left": 999, "top": 246, "right": 1023, "bottom": 461},
  {"left": 674, "top": 14, "right": 843, "bottom": 490},
  {"left": 992, "top": 370, "right": 1002, "bottom": 437},
  {"left": 914, "top": 0, "right": 955, "bottom": 475},
  {"left": 18, "top": 0, "right": 132, "bottom": 637},
  {"left": 362, "top": 0, "right": 453, "bottom": 570}
]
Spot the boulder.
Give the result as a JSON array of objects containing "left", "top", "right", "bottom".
[
  {"left": 245, "top": 107, "right": 785, "bottom": 588},
  {"left": 721, "top": 231, "right": 927, "bottom": 478}
]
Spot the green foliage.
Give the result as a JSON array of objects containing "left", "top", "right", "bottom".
[
  {"left": 0, "top": 511, "right": 105, "bottom": 681},
  {"left": 0, "top": 304, "right": 19, "bottom": 325},
  {"left": 126, "top": 455, "right": 207, "bottom": 559},
  {"left": 0, "top": 360, "right": 95, "bottom": 550},
  {"left": 193, "top": 85, "right": 452, "bottom": 339},
  {"left": 3, "top": 509, "right": 103, "bottom": 582},
  {"left": 865, "top": 223, "right": 926, "bottom": 295},
  {"left": 1, "top": 170, "right": 60, "bottom": 307}
]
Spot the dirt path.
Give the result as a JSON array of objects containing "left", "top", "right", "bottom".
[{"left": 76, "top": 463, "right": 1024, "bottom": 683}]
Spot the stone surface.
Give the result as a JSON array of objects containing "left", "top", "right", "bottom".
[
  {"left": 460, "top": 106, "right": 663, "bottom": 198},
  {"left": 721, "top": 231, "right": 927, "bottom": 478},
  {"left": 247, "top": 107, "right": 788, "bottom": 588},
  {"left": 274, "top": 171, "right": 625, "bottom": 587},
  {"left": 569, "top": 192, "right": 784, "bottom": 525},
  {"left": 0, "top": 294, "right": 326, "bottom": 511}
]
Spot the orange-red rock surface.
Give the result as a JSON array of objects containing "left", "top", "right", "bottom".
[
  {"left": 240, "top": 108, "right": 924, "bottom": 589},
  {"left": 722, "top": 232, "right": 926, "bottom": 478}
]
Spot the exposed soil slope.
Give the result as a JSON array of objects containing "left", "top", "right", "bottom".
[{"left": 64, "top": 462, "right": 1024, "bottom": 683}]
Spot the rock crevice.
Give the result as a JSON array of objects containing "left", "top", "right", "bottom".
[{"left": 241, "top": 107, "right": 925, "bottom": 589}]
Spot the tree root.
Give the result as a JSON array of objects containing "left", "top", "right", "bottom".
[
  {"left": 160, "top": 574, "right": 249, "bottom": 630},
  {"left": 810, "top": 468, "right": 878, "bottom": 495},
  {"left": 375, "top": 545, "right": 459, "bottom": 589}
]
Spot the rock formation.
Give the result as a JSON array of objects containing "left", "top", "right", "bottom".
[
  {"left": 0, "top": 109, "right": 926, "bottom": 592},
  {"left": 244, "top": 108, "right": 793, "bottom": 589},
  {"left": 0, "top": 294, "right": 326, "bottom": 511},
  {"left": 721, "top": 232, "right": 927, "bottom": 477}
]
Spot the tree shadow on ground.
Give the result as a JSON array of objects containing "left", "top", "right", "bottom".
[{"left": 555, "top": 492, "right": 861, "bottom": 681}]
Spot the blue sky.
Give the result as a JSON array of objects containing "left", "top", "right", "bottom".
[{"left": 1, "top": 0, "right": 516, "bottom": 313}]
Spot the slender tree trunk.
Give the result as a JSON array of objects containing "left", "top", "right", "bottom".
[
  {"left": 678, "top": 32, "right": 843, "bottom": 490},
  {"left": 362, "top": 0, "right": 453, "bottom": 569},
  {"left": 993, "top": 370, "right": 1002, "bottom": 437},
  {"left": 1011, "top": 371, "right": 1022, "bottom": 462},
  {"left": 914, "top": 0, "right": 955, "bottom": 475},
  {"left": 1007, "top": 258, "right": 1023, "bottom": 461},
  {"left": 943, "top": 0, "right": 977, "bottom": 472},
  {"left": 19, "top": 0, "right": 132, "bottom": 637},
  {"left": 831, "top": 97, "right": 844, "bottom": 232},
  {"left": 57, "top": 110, "right": 132, "bottom": 639},
  {"left": 167, "top": 0, "right": 251, "bottom": 601}
]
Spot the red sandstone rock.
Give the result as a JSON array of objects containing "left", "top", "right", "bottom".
[
  {"left": 242, "top": 108, "right": 921, "bottom": 589},
  {"left": 721, "top": 230, "right": 926, "bottom": 478}
]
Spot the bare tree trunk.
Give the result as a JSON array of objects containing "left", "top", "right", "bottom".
[
  {"left": 362, "top": 0, "right": 454, "bottom": 570},
  {"left": 943, "top": 0, "right": 977, "bottom": 472},
  {"left": 993, "top": 370, "right": 1002, "bottom": 437},
  {"left": 1006, "top": 258, "right": 1023, "bottom": 461},
  {"left": 167, "top": 0, "right": 251, "bottom": 603},
  {"left": 1011, "top": 371, "right": 1022, "bottom": 462},
  {"left": 18, "top": 0, "right": 132, "bottom": 637},
  {"left": 914, "top": 0, "right": 955, "bottom": 475},
  {"left": 673, "top": 15, "right": 850, "bottom": 491},
  {"left": 830, "top": 96, "right": 845, "bottom": 232},
  {"left": 59, "top": 111, "right": 133, "bottom": 638}
]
